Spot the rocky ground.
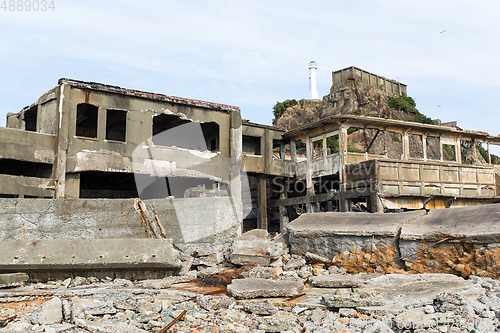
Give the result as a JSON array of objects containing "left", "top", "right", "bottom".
[{"left": 1, "top": 230, "right": 500, "bottom": 333}]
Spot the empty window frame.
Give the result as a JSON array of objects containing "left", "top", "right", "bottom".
[
  {"left": 76, "top": 103, "right": 98, "bottom": 138},
  {"left": 24, "top": 105, "right": 37, "bottom": 132},
  {"left": 201, "top": 122, "right": 220, "bottom": 152},
  {"left": 242, "top": 135, "right": 261, "bottom": 155},
  {"left": 153, "top": 114, "right": 219, "bottom": 151},
  {"left": 106, "top": 109, "right": 127, "bottom": 142}
]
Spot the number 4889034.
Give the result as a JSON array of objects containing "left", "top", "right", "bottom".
[{"left": 1, "top": 0, "right": 55, "bottom": 11}]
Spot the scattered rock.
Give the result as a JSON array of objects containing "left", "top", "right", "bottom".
[
  {"left": 309, "top": 273, "right": 361, "bottom": 288},
  {"left": 227, "top": 278, "right": 304, "bottom": 299},
  {"left": 31, "top": 297, "right": 62, "bottom": 325},
  {"left": 243, "top": 300, "right": 277, "bottom": 315}
]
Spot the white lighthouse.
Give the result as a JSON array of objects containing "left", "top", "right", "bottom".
[{"left": 309, "top": 61, "right": 319, "bottom": 100}]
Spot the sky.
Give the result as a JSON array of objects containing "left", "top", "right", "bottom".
[{"left": 1, "top": 0, "right": 500, "bottom": 151}]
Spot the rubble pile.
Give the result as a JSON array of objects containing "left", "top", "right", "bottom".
[{"left": 2, "top": 230, "right": 500, "bottom": 332}]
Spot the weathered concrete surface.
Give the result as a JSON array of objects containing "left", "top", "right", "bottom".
[
  {"left": 0, "top": 197, "right": 241, "bottom": 253},
  {"left": 288, "top": 211, "right": 424, "bottom": 256},
  {"left": 227, "top": 278, "right": 304, "bottom": 299},
  {"left": 400, "top": 204, "right": 500, "bottom": 279},
  {"left": 401, "top": 204, "right": 500, "bottom": 242},
  {"left": 287, "top": 211, "right": 424, "bottom": 274},
  {"left": 309, "top": 274, "right": 361, "bottom": 288},
  {"left": 230, "top": 229, "right": 282, "bottom": 266},
  {"left": 0, "top": 272, "right": 29, "bottom": 288},
  {"left": 0, "top": 239, "right": 181, "bottom": 278}
]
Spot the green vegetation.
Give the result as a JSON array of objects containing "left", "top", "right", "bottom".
[
  {"left": 477, "top": 144, "right": 500, "bottom": 164},
  {"left": 272, "top": 99, "right": 298, "bottom": 125},
  {"left": 387, "top": 95, "right": 434, "bottom": 125},
  {"left": 391, "top": 135, "right": 400, "bottom": 143},
  {"left": 353, "top": 108, "right": 362, "bottom": 116},
  {"left": 348, "top": 145, "right": 364, "bottom": 153},
  {"left": 442, "top": 144, "right": 455, "bottom": 161}
]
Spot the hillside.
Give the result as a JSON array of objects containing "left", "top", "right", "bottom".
[{"left": 274, "top": 79, "right": 489, "bottom": 164}]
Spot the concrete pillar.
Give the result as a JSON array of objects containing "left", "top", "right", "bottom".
[
  {"left": 402, "top": 130, "right": 409, "bottom": 160},
  {"left": 279, "top": 142, "right": 286, "bottom": 159},
  {"left": 257, "top": 177, "right": 267, "bottom": 231},
  {"left": 472, "top": 140, "right": 477, "bottom": 161},
  {"left": 370, "top": 193, "right": 384, "bottom": 213},
  {"left": 439, "top": 136, "right": 444, "bottom": 162},
  {"left": 97, "top": 107, "right": 106, "bottom": 142},
  {"left": 488, "top": 142, "right": 492, "bottom": 164},
  {"left": 65, "top": 173, "right": 81, "bottom": 198},
  {"left": 422, "top": 134, "right": 427, "bottom": 161},
  {"left": 322, "top": 133, "right": 328, "bottom": 169},
  {"left": 230, "top": 114, "right": 243, "bottom": 230},
  {"left": 338, "top": 124, "right": 348, "bottom": 212},
  {"left": 54, "top": 83, "right": 69, "bottom": 198},
  {"left": 290, "top": 139, "right": 297, "bottom": 164},
  {"left": 305, "top": 134, "right": 314, "bottom": 195},
  {"left": 278, "top": 178, "right": 288, "bottom": 233},
  {"left": 455, "top": 137, "right": 462, "bottom": 164}
]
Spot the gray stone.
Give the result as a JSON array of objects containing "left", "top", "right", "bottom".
[
  {"left": 196, "top": 295, "right": 233, "bottom": 310},
  {"left": 244, "top": 300, "right": 277, "bottom": 315},
  {"left": 236, "top": 229, "right": 268, "bottom": 241},
  {"left": 247, "top": 266, "right": 276, "bottom": 279},
  {"left": 258, "top": 313, "right": 291, "bottom": 332},
  {"left": 308, "top": 308, "right": 325, "bottom": 323},
  {"left": 230, "top": 239, "right": 274, "bottom": 266},
  {"left": 284, "top": 258, "right": 306, "bottom": 271},
  {"left": 309, "top": 274, "right": 361, "bottom": 288},
  {"left": 393, "top": 312, "right": 438, "bottom": 329},
  {"left": 364, "top": 321, "right": 395, "bottom": 333},
  {"left": 0, "top": 272, "right": 29, "bottom": 288},
  {"left": 227, "top": 278, "right": 304, "bottom": 299},
  {"left": 305, "top": 252, "right": 331, "bottom": 264},
  {"left": 339, "top": 308, "right": 357, "bottom": 317},
  {"left": 323, "top": 294, "right": 384, "bottom": 308},
  {"left": 31, "top": 296, "right": 62, "bottom": 325}
]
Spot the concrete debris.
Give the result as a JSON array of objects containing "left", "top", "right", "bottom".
[
  {"left": 30, "top": 297, "right": 62, "bottom": 325},
  {"left": 230, "top": 229, "right": 283, "bottom": 266},
  {"left": 4, "top": 227, "right": 500, "bottom": 333},
  {"left": 309, "top": 273, "right": 362, "bottom": 288},
  {"left": 227, "top": 278, "right": 304, "bottom": 299},
  {"left": 0, "top": 273, "right": 29, "bottom": 288}
]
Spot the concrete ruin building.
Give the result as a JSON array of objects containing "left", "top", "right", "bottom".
[{"left": 2, "top": 68, "right": 500, "bottom": 253}]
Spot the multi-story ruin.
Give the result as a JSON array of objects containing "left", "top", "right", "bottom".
[{"left": 2, "top": 68, "right": 500, "bottom": 238}]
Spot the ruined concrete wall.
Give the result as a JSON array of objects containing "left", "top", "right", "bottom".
[
  {"left": 0, "top": 198, "right": 146, "bottom": 240},
  {"left": 287, "top": 204, "right": 500, "bottom": 278},
  {"left": 146, "top": 197, "right": 241, "bottom": 254},
  {"left": 0, "top": 197, "right": 240, "bottom": 252}
]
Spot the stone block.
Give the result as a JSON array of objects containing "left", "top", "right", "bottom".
[
  {"left": 310, "top": 274, "right": 361, "bottom": 288},
  {"left": 0, "top": 272, "right": 29, "bottom": 288},
  {"left": 230, "top": 239, "right": 274, "bottom": 266},
  {"left": 31, "top": 297, "right": 62, "bottom": 325},
  {"left": 227, "top": 278, "right": 304, "bottom": 299},
  {"left": 0, "top": 239, "right": 181, "bottom": 276}
]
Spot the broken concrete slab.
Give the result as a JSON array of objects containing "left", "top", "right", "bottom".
[
  {"left": 235, "top": 229, "right": 268, "bottom": 241},
  {"left": 230, "top": 239, "right": 277, "bottom": 266},
  {"left": 0, "top": 239, "right": 181, "bottom": 278},
  {"left": 0, "top": 273, "right": 29, "bottom": 288},
  {"left": 227, "top": 278, "right": 304, "bottom": 299},
  {"left": 401, "top": 204, "right": 500, "bottom": 243},
  {"left": 309, "top": 274, "right": 361, "bottom": 288},
  {"left": 30, "top": 297, "right": 62, "bottom": 325},
  {"left": 287, "top": 211, "right": 425, "bottom": 258}
]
